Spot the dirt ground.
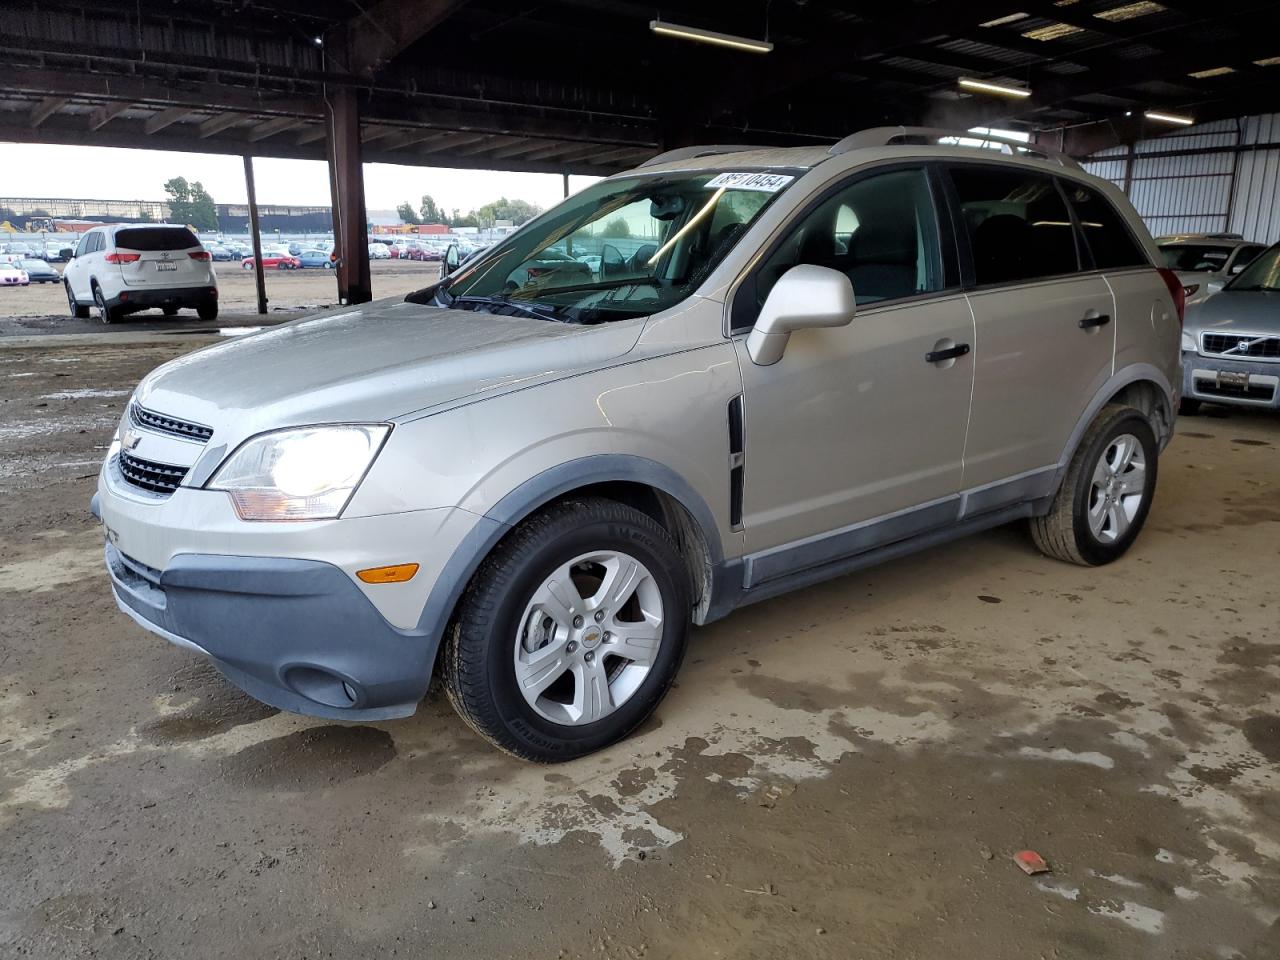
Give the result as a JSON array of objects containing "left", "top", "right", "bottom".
[
  {"left": 0, "top": 260, "right": 439, "bottom": 337},
  {"left": 1, "top": 335, "right": 1278, "bottom": 960}
]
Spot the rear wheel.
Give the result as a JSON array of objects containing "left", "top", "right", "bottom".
[
  {"left": 65, "top": 281, "right": 90, "bottom": 319},
  {"left": 1179, "top": 398, "right": 1202, "bottom": 416},
  {"left": 443, "top": 498, "right": 690, "bottom": 762},
  {"left": 162, "top": 306, "right": 178, "bottom": 317},
  {"left": 1030, "top": 404, "right": 1158, "bottom": 566},
  {"left": 197, "top": 302, "right": 218, "bottom": 322},
  {"left": 92, "top": 283, "right": 117, "bottom": 324}
]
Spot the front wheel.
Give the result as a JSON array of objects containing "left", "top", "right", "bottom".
[
  {"left": 1030, "top": 404, "right": 1158, "bottom": 566},
  {"left": 241, "top": 261, "right": 254, "bottom": 271},
  {"left": 65, "top": 281, "right": 90, "bottom": 319},
  {"left": 443, "top": 498, "right": 691, "bottom": 762}
]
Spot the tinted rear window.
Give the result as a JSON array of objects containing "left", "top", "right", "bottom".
[
  {"left": 1159, "top": 244, "right": 1232, "bottom": 272},
  {"left": 948, "top": 165, "right": 1080, "bottom": 285},
  {"left": 114, "top": 227, "right": 200, "bottom": 251},
  {"left": 1061, "top": 182, "right": 1147, "bottom": 269}
]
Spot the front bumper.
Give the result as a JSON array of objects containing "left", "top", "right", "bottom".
[
  {"left": 106, "top": 541, "right": 434, "bottom": 719},
  {"left": 97, "top": 458, "right": 497, "bottom": 719},
  {"left": 1182, "top": 350, "right": 1280, "bottom": 409}
]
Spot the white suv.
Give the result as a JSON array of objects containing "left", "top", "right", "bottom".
[{"left": 63, "top": 224, "right": 219, "bottom": 323}]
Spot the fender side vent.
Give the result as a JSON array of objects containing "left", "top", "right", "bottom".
[{"left": 728, "top": 395, "right": 745, "bottom": 529}]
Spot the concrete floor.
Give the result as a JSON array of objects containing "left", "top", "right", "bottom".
[{"left": 1, "top": 336, "right": 1278, "bottom": 959}]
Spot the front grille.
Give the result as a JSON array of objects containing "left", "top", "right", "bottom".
[
  {"left": 118, "top": 450, "right": 189, "bottom": 494},
  {"left": 1201, "top": 333, "right": 1280, "bottom": 361},
  {"left": 131, "top": 404, "right": 213, "bottom": 442}
]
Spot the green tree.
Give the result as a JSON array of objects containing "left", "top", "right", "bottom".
[
  {"left": 603, "top": 216, "right": 632, "bottom": 239},
  {"left": 189, "top": 182, "right": 218, "bottom": 231},
  {"left": 474, "top": 197, "right": 543, "bottom": 228},
  {"left": 397, "top": 201, "right": 421, "bottom": 224},
  {"left": 163, "top": 176, "right": 217, "bottom": 230},
  {"left": 419, "top": 194, "right": 444, "bottom": 224}
]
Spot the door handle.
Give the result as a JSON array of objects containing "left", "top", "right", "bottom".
[
  {"left": 1079, "top": 312, "right": 1111, "bottom": 329},
  {"left": 925, "top": 343, "right": 970, "bottom": 363}
]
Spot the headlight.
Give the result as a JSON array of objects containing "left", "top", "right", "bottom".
[
  {"left": 208, "top": 424, "right": 390, "bottom": 521},
  {"left": 1181, "top": 331, "right": 1196, "bottom": 352}
]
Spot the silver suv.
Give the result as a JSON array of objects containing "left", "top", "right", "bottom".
[
  {"left": 95, "top": 128, "right": 1182, "bottom": 760},
  {"left": 1158, "top": 233, "right": 1267, "bottom": 303}
]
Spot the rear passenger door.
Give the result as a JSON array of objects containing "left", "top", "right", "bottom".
[{"left": 946, "top": 163, "right": 1115, "bottom": 490}]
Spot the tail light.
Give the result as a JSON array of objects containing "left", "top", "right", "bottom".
[
  {"left": 1156, "top": 267, "right": 1185, "bottom": 327},
  {"left": 189, "top": 251, "right": 212, "bottom": 261},
  {"left": 104, "top": 252, "right": 141, "bottom": 264}
]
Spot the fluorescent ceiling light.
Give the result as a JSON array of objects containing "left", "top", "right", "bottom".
[
  {"left": 1187, "top": 66, "right": 1234, "bottom": 78},
  {"left": 1145, "top": 110, "right": 1194, "bottom": 125},
  {"left": 1254, "top": 56, "right": 1280, "bottom": 66},
  {"left": 1023, "top": 22, "right": 1085, "bottom": 40},
  {"left": 649, "top": 20, "right": 773, "bottom": 54},
  {"left": 980, "top": 13, "right": 1029, "bottom": 27},
  {"left": 1094, "top": 2, "right": 1165, "bottom": 22},
  {"left": 958, "top": 77, "right": 1033, "bottom": 98}
]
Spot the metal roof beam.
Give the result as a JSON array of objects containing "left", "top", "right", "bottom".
[
  {"left": 327, "top": 0, "right": 471, "bottom": 77},
  {"left": 143, "top": 106, "right": 194, "bottom": 136},
  {"left": 29, "top": 97, "right": 67, "bottom": 129},
  {"left": 87, "top": 101, "right": 131, "bottom": 131}
]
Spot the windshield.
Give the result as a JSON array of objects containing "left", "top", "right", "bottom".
[
  {"left": 1159, "top": 243, "right": 1233, "bottom": 272},
  {"left": 436, "top": 169, "right": 798, "bottom": 323},
  {"left": 1225, "top": 243, "right": 1280, "bottom": 292}
]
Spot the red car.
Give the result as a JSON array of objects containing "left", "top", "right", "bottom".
[{"left": 241, "top": 251, "right": 300, "bottom": 270}]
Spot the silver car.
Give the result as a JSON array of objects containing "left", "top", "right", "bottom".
[
  {"left": 1158, "top": 233, "right": 1267, "bottom": 303},
  {"left": 1180, "top": 241, "right": 1280, "bottom": 413},
  {"left": 95, "top": 128, "right": 1182, "bottom": 760}
]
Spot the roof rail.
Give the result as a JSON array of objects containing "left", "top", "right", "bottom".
[
  {"left": 828, "top": 126, "right": 1081, "bottom": 171},
  {"left": 638, "top": 144, "right": 758, "bottom": 168}
]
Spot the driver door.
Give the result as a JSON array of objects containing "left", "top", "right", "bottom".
[{"left": 732, "top": 165, "right": 975, "bottom": 570}]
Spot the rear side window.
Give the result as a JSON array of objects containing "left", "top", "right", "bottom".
[
  {"left": 1061, "top": 182, "right": 1147, "bottom": 269},
  {"left": 948, "top": 165, "right": 1079, "bottom": 285},
  {"left": 114, "top": 227, "right": 200, "bottom": 251}
]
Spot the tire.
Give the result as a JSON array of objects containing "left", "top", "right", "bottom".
[
  {"left": 443, "top": 498, "right": 691, "bottom": 762},
  {"left": 1179, "top": 398, "right": 1201, "bottom": 416},
  {"left": 162, "top": 306, "right": 178, "bottom": 317},
  {"left": 92, "top": 283, "right": 117, "bottom": 324},
  {"left": 1030, "top": 403, "right": 1159, "bottom": 567},
  {"left": 197, "top": 302, "right": 218, "bottom": 322},
  {"left": 65, "top": 281, "right": 90, "bottom": 319},
  {"left": 241, "top": 261, "right": 254, "bottom": 271}
]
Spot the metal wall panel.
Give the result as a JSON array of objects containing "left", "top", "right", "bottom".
[{"left": 1084, "top": 113, "right": 1280, "bottom": 244}]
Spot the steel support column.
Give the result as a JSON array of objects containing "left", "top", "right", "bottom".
[
  {"left": 242, "top": 154, "right": 268, "bottom": 315},
  {"left": 326, "top": 86, "right": 372, "bottom": 305}
]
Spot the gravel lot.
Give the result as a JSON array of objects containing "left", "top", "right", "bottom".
[
  {"left": 0, "top": 259, "right": 441, "bottom": 335},
  {"left": 1, "top": 334, "right": 1278, "bottom": 959}
]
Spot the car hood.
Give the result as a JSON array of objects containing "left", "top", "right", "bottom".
[
  {"left": 1185, "top": 290, "right": 1280, "bottom": 338},
  {"left": 136, "top": 297, "right": 645, "bottom": 434}
]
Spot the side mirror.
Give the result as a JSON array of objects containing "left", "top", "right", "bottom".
[
  {"left": 745, "top": 264, "right": 856, "bottom": 365},
  {"left": 444, "top": 243, "right": 460, "bottom": 272},
  {"left": 1230, "top": 262, "right": 1247, "bottom": 275},
  {"left": 600, "top": 243, "right": 624, "bottom": 280}
]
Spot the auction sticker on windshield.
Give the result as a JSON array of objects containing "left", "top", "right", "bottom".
[{"left": 705, "top": 172, "right": 795, "bottom": 192}]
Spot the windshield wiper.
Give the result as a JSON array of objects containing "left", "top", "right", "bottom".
[
  {"left": 533, "top": 277, "right": 663, "bottom": 297},
  {"left": 452, "top": 295, "right": 564, "bottom": 322}
]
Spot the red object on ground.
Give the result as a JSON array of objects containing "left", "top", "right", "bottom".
[{"left": 1013, "top": 850, "right": 1051, "bottom": 875}]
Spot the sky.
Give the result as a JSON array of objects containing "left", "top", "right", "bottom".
[{"left": 0, "top": 143, "right": 600, "bottom": 215}]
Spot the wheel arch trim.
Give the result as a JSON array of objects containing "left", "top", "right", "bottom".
[
  {"left": 413, "top": 455, "right": 725, "bottom": 647},
  {"left": 1055, "top": 363, "right": 1175, "bottom": 487}
]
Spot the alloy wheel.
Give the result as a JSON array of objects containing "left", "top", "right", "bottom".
[{"left": 1087, "top": 433, "right": 1146, "bottom": 543}]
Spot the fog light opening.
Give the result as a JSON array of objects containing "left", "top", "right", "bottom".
[{"left": 284, "top": 666, "right": 362, "bottom": 709}]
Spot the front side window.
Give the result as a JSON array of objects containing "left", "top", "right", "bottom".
[
  {"left": 1061, "top": 182, "right": 1147, "bottom": 269},
  {"left": 1225, "top": 244, "right": 1280, "bottom": 292},
  {"left": 435, "top": 170, "right": 796, "bottom": 324},
  {"left": 748, "top": 166, "right": 944, "bottom": 315},
  {"left": 74, "top": 234, "right": 92, "bottom": 258},
  {"left": 1231, "top": 245, "right": 1266, "bottom": 271},
  {"left": 1159, "top": 244, "right": 1232, "bottom": 272},
  {"left": 949, "top": 165, "right": 1080, "bottom": 284}
]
